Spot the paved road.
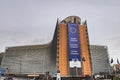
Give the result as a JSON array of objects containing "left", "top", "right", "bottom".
[{"left": 0, "top": 76, "right": 33, "bottom": 80}]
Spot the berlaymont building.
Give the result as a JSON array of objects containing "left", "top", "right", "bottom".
[{"left": 0, "top": 16, "right": 110, "bottom": 78}]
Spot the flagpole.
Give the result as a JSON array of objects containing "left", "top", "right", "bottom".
[
  {"left": 117, "top": 58, "right": 120, "bottom": 64},
  {"left": 110, "top": 58, "right": 114, "bottom": 75}
]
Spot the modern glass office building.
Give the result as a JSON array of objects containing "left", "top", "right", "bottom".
[
  {"left": 90, "top": 45, "right": 110, "bottom": 74},
  {"left": 0, "top": 16, "right": 110, "bottom": 78}
]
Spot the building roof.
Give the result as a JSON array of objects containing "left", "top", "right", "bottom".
[
  {"left": 6, "top": 43, "right": 52, "bottom": 51},
  {"left": 60, "top": 16, "right": 81, "bottom": 24},
  {"left": 113, "top": 64, "right": 120, "bottom": 68}
]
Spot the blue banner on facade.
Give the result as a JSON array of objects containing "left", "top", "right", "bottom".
[{"left": 68, "top": 23, "right": 81, "bottom": 67}]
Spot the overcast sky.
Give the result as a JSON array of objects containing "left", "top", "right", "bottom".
[{"left": 0, "top": 0, "right": 120, "bottom": 63}]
